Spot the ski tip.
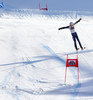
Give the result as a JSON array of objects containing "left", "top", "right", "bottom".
[{"left": 81, "top": 47, "right": 86, "bottom": 50}]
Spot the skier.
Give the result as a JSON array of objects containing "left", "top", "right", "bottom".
[{"left": 58, "top": 18, "right": 84, "bottom": 51}]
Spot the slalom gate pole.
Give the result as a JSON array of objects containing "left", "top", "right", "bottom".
[
  {"left": 78, "top": 66, "right": 79, "bottom": 84},
  {"left": 64, "top": 67, "right": 67, "bottom": 84},
  {"left": 65, "top": 54, "right": 79, "bottom": 85}
]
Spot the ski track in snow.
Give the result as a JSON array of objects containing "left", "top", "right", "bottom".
[{"left": 0, "top": 9, "right": 93, "bottom": 100}]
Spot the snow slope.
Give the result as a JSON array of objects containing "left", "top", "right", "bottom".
[{"left": 0, "top": 9, "right": 93, "bottom": 100}]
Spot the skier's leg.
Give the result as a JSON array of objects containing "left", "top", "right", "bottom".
[
  {"left": 75, "top": 33, "right": 83, "bottom": 49},
  {"left": 73, "top": 38, "right": 78, "bottom": 50},
  {"left": 72, "top": 34, "right": 78, "bottom": 50}
]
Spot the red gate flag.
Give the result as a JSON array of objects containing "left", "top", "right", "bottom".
[
  {"left": 39, "top": 3, "right": 48, "bottom": 11},
  {"left": 65, "top": 54, "right": 79, "bottom": 84}
]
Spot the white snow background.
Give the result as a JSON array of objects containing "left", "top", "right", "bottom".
[{"left": 0, "top": 9, "right": 93, "bottom": 100}]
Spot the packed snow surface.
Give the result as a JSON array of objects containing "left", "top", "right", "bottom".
[{"left": 0, "top": 9, "right": 93, "bottom": 100}]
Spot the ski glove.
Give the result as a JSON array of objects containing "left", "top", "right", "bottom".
[
  {"left": 79, "top": 18, "right": 82, "bottom": 21},
  {"left": 58, "top": 28, "right": 61, "bottom": 30}
]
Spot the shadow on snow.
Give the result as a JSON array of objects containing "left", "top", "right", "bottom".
[{"left": 43, "top": 78, "right": 93, "bottom": 97}]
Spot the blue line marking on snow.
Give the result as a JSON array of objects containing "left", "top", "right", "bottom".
[
  {"left": 41, "top": 44, "right": 81, "bottom": 99},
  {"left": 70, "top": 83, "right": 81, "bottom": 100},
  {"left": 0, "top": 68, "right": 20, "bottom": 100},
  {"left": 41, "top": 44, "right": 66, "bottom": 65}
]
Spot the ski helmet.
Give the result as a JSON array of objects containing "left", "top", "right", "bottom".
[{"left": 69, "top": 22, "right": 73, "bottom": 26}]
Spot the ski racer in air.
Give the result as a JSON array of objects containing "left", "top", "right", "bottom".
[{"left": 58, "top": 18, "right": 84, "bottom": 51}]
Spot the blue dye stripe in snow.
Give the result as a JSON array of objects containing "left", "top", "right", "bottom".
[
  {"left": 70, "top": 83, "right": 81, "bottom": 100},
  {"left": 0, "top": 69, "right": 20, "bottom": 100},
  {"left": 42, "top": 44, "right": 81, "bottom": 99},
  {"left": 42, "top": 44, "right": 66, "bottom": 65}
]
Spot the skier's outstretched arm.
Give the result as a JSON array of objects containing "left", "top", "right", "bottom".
[
  {"left": 74, "top": 18, "right": 82, "bottom": 25},
  {"left": 58, "top": 26, "right": 69, "bottom": 30}
]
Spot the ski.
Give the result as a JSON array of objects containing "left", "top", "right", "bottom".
[
  {"left": 76, "top": 47, "right": 86, "bottom": 53},
  {"left": 82, "top": 47, "right": 86, "bottom": 50}
]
